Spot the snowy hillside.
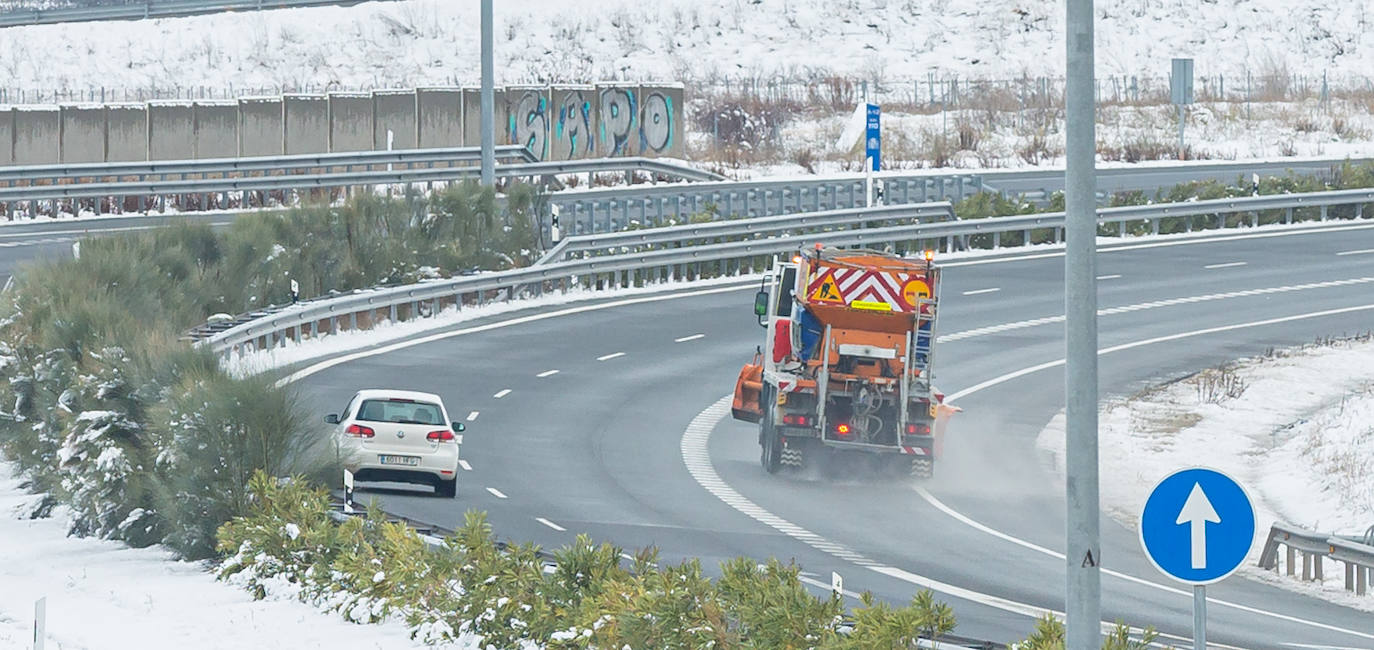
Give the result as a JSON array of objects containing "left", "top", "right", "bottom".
[{"left": 0, "top": 0, "right": 1370, "bottom": 93}]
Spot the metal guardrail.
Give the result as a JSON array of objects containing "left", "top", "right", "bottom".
[
  {"left": 545, "top": 156, "right": 1373, "bottom": 235},
  {"left": 0, "top": 145, "right": 535, "bottom": 182},
  {"left": 193, "top": 187, "right": 1374, "bottom": 357},
  {"left": 0, "top": 0, "right": 394, "bottom": 27},
  {"left": 1259, "top": 522, "right": 1374, "bottom": 595},
  {"left": 0, "top": 156, "right": 724, "bottom": 218},
  {"left": 536, "top": 201, "right": 957, "bottom": 264},
  {"left": 548, "top": 173, "right": 986, "bottom": 234}
]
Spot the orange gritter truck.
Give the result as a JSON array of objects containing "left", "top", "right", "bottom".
[{"left": 731, "top": 244, "right": 957, "bottom": 478}]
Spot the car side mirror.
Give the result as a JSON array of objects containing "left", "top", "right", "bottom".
[
  {"left": 452, "top": 422, "right": 466, "bottom": 433},
  {"left": 324, "top": 414, "right": 339, "bottom": 425}
]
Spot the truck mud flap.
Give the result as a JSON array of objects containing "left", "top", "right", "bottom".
[{"left": 731, "top": 359, "right": 763, "bottom": 423}]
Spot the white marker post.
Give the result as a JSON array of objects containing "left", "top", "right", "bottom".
[
  {"left": 33, "top": 597, "right": 45, "bottom": 650},
  {"left": 830, "top": 571, "right": 843, "bottom": 599},
  {"left": 343, "top": 469, "right": 355, "bottom": 515},
  {"left": 1177, "top": 483, "right": 1218, "bottom": 650},
  {"left": 864, "top": 157, "right": 874, "bottom": 208}
]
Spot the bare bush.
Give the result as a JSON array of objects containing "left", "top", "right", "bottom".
[
  {"left": 791, "top": 147, "right": 818, "bottom": 174},
  {"left": 1195, "top": 365, "right": 1248, "bottom": 404},
  {"left": 1293, "top": 115, "right": 1320, "bottom": 133},
  {"left": 956, "top": 121, "right": 980, "bottom": 151}
]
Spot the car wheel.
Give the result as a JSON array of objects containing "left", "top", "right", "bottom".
[{"left": 435, "top": 477, "right": 457, "bottom": 498}]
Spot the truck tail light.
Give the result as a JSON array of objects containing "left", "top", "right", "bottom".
[
  {"left": 906, "top": 423, "right": 931, "bottom": 435},
  {"left": 345, "top": 423, "right": 375, "bottom": 438},
  {"left": 427, "top": 430, "right": 455, "bottom": 442},
  {"left": 834, "top": 423, "right": 852, "bottom": 438},
  {"left": 781, "top": 414, "right": 813, "bottom": 426}
]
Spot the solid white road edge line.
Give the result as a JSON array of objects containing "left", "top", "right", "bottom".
[
  {"left": 682, "top": 304, "right": 1374, "bottom": 642},
  {"left": 493, "top": 389, "right": 512, "bottom": 398},
  {"left": 486, "top": 487, "right": 507, "bottom": 499},
  {"left": 1336, "top": 248, "right": 1374, "bottom": 256},
  {"left": 536, "top": 517, "right": 566, "bottom": 532},
  {"left": 1204, "top": 261, "right": 1248, "bottom": 269},
  {"left": 679, "top": 397, "right": 1233, "bottom": 647},
  {"left": 597, "top": 352, "right": 626, "bottom": 361},
  {"left": 930, "top": 302, "right": 1374, "bottom": 641},
  {"left": 940, "top": 276, "right": 1374, "bottom": 343},
  {"left": 675, "top": 334, "right": 706, "bottom": 342}
]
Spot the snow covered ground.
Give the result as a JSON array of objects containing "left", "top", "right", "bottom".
[
  {"left": 0, "top": 0, "right": 1371, "bottom": 93},
  {"left": 1038, "top": 336, "right": 1374, "bottom": 609},
  {"left": 0, "top": 462, "right": 430, "bottom": 650}
]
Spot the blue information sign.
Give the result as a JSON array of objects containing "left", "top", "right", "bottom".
[
  {"left": 1139, "top": 467, "right": 1256, "bottom": 585},
  {"left": 865, "top": 103, "right": 880, "bottom": 171}
]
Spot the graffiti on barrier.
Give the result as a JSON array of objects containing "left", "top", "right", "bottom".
[
  {"left": 509, "top": 89, "right": 549, "bottom": 160},
  {"left": 639, "top": 91, "right": 674, "bottom": 154},
  {"left": 598, "top": 87, "right": 636, "bottom": 157},
  {"left": 553, "top": 89, "right": 594, "bottom": 160}
]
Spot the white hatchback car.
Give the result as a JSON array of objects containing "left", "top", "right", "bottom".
[{"left": 326, "top": 389, "right": 464, "bottom": 498}]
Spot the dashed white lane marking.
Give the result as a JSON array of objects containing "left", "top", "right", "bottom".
[
  {"left": 493, "top": 389, "right": 511, "bottom": 399},
  {"left": 466, "top": 410, "right": 479, "bottom": 421},
  {"left": 940, "top": 276, "right": 1374, "bottom": 343},
  {"left": 486, "top": 487, "right": 507, "bottom": 499},
  {"left": 1096, "top": 274, "right": 1122, "bottom": 280},
  {"left": 1204, "top": 261, "right": 1248, "bottom": 269},
  {"left": 674, "top": 333, "right": 705, "bottom": 342},
  {"left": 536, "top": 369, "right": 560, "bottom": 378},
  {"left": 536, "top": 517, "right": 566, "bottom": 532},
  {"left": 278, "top": 282, "right": 758, "bottom": 388},
  {"left": 597, "top": 352, "right": 626, "bottom": 361},
  {"left": 1336, "top": 248, "right": 1374, "bottom": 256},
  {"left": 961, "top": 288, "right": 1000, "bottom": 296},
  {"left": 458, "top": 459, "right": 472, "bottom": 471}
]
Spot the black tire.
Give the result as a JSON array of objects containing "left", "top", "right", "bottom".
[
  {"left": 434, "top": 477, "right": 457, "bottom": 498},
  {"left": 759, "top": 388, "right": 782, "bottom": 474}
]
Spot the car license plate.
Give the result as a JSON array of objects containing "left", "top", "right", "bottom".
[{"left": 379, "top": 455, "right": 419, "bottom": 466}]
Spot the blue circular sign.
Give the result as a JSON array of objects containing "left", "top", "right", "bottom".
[{"left": 1139, "top": 467, "right": 1256, "bottom": 585}]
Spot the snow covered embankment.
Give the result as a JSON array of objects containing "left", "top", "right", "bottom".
[
  {"left": 1038, "top": 336, "right": 1374, "bottom": 610},
  {"left": 0, "top": 462, "right": 429, "bottom": 650}
]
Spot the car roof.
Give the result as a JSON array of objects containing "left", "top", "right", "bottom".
[{"left": 354, "top": 389, "right": 446, "bottom": 404}]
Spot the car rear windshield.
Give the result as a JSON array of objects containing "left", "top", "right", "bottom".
[{"left": 356, "top": 399, "right": 444, "bottom": 425}]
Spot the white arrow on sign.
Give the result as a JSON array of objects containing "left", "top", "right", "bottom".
[{"left": 1176, "top": 482, "right": 1221, "bottom": 569}]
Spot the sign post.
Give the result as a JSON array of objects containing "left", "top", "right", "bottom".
[
  {"left": 1140, "top": 467, "right": 1256, "bottom": 650},
  {"left": 864, "top": 103, "right": 881, "bottom": 207},
  {"left": 1171, "top": 58, "right": 1194, "bottom": 152}
]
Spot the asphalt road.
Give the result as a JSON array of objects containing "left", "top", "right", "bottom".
[
  {"left": 287, "top": 220, "right": 1374, "bottom": 648},
  {"left": 0, "top": 212, "right": 238, "bottom": 282}
]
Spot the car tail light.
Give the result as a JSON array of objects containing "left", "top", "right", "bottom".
[
  {"left": 345, "top": 423, "right": 375, "bottom": 438},
  {"left": 906, "top": 423, "right": 931, "bottom": 435},
  {"left": 781, "top": 414, "right": 813, "bottom": 426},
  {"left": 427, "top": 430, "right": 455, "bottom": 442}
]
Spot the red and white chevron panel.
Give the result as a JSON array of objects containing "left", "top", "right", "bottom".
[{"left": 806, "top": 266, "right": 915, "bottom": 312}]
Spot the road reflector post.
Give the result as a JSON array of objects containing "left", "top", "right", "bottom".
[
  {"left": 831, "top": 571, "right": 843, "bottom": 599},
  {"left": 343, "top": 468, "right": 355, "bottom": 515},
  {"left": 34, "top": 596, "right": 45, "bottom": 650}
]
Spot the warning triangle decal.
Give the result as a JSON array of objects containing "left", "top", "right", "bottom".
[{"left": 809, "top": 276, "right": 844, "bottom": 303}]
